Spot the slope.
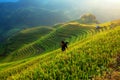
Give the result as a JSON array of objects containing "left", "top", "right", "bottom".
[
  {"left": 3, "top": 18, "right": 120, "bottom": 62},
  {"left": 4, "top": 26, "right": 54, "bottom": 55},
  {"left": 2, "top": 22, "right": 95, "bottom": 62},
  {"left": 0, "top": 1, "right": 71, "bottom": 42},
  {"left": 0, "top": 25, "right": 119, "bottom": 80}
]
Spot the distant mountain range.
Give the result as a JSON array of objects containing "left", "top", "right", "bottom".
[
  {"left": 0, "top": 0, "right": 120, "bottom": 41},
  {"left": 0, "top": 1, "right": 72, "bottom": 41}
]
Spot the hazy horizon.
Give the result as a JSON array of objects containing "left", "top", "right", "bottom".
[{"left": 0, "top": 0, "right": 120, "bottom": 23}]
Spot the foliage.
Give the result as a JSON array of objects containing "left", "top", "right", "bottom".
[
  {"left": 0, "top": 19, "right": 120, "bottom": 80},
  {"left": 2, "top": 22, "right": 93, "bottom": 62},
  {"left": 0, "top": 25, "right": 119, "bottom": 80},
  {"left": 5, "top": 27, "right": 53, "bottom": 54}
]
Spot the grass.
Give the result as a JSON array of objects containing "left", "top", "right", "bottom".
[
  {"left": 0, "top": 25, "right": 119, "bottom": 79},
  {"left": 5, "top": 26, "right": 54, "bottom": 54},
  {"left": 0, "top": 20, "right": 120, "bottom": 79},
  {"left": 2, "top": 22, "right": 95, "bottom": 62}
]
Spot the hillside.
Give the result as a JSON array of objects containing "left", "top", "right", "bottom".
[
  {"left": 0, "top": 0, "right": 120, "bottom": 79},
  {"left": 1, "top": 22, "right": 95, "bottom": 62},
  {"left": 2, "top": 19, "right": 120, "bottom": 62},
  {"left": 1, "top": 0, "right": 120, "bottom": 42},
  {"left": 0, "top": 24, "right": 119, "bottom": 80},
  {"left": 0, "top": 1, "right": 71, "bottom": 42},
  {"left": 2, "top": 27, "right": 54, "bottom": 55}
]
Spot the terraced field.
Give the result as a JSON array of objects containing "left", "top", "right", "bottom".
[
  {"left": 5, "top": 27, "right": 54, "bottom": 54},
  {"left": 2, "top": 21, "right": 116, "bottom": 62},
  {"left": 0, "top": 24, "right": 119, "bottom": 80},
  {"left": 0, "top": 20, "right": 120, "bottom": 80},
  {"left": 3, "top": 22, "right": 96, "bottom": 62}
]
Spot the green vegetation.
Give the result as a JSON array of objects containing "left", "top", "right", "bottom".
[
  {"left": 5, "top": 27, "right": 53, "bottom": 54},
  {"left": 2, "top": 22, "right": 95, "bottom": 62},
  {"left": 0, "top": 44, "right": 4, "bottom": 55},
  {"left": 0, "top": 19, "right": 120, "bottom": 80},
  {"left": 0, "top": 24, "right": 119, "bottom": 80}
]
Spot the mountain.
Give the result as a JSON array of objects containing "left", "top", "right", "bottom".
[
  {"left": 1, "top": 18, "right": 119, "bottom": 60},
  {"left": 0, "top": 13, "right": 99, "bottom": 57},
  {"left": 1, "top": 14, "right": 120, "bottom": 61},
  {"left": 2, "top": 27, "right": 54, "bottom": 55},
  {"left": 0, "top": 1, "right": 71, "bottom": 41},
  {"left": 0, "top": 0, "right": 120, "bottom": 79},
  {"left": 1, "top": 0, "right": 120, "bottom": 42},
  {"left": 1, "top": 22, "right": 94, "bottom": 61},
  {"left": 0, "top": 19, "right": 119, "bottom": 79}
]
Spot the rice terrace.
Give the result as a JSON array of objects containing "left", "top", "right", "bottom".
[{"left": 0, "top": 0, "right": 120, "bottom": 80}]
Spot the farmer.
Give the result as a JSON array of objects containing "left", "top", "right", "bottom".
[{"left": 61, "top": 41, "right": 68, "bottom": 51}]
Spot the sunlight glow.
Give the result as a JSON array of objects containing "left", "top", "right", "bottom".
[
  {"left": 82, "top": 0, "right": 120, "bottom": 9},
  {"left": 108, "top": 0, "right": 120, "bottom": 3}
]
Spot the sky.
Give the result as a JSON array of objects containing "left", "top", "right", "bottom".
[
  {"left": 0, "top": 0, "right": 120, "bottom": 7},
  {"left": 0, "top": 0, "right": 18, "bottom": 2},
  {"left": 0, "top": 0, "right": 120, "bottom": 9},
  {"left": 85, "top": 0, "right": 120, "bottom": 8}
]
